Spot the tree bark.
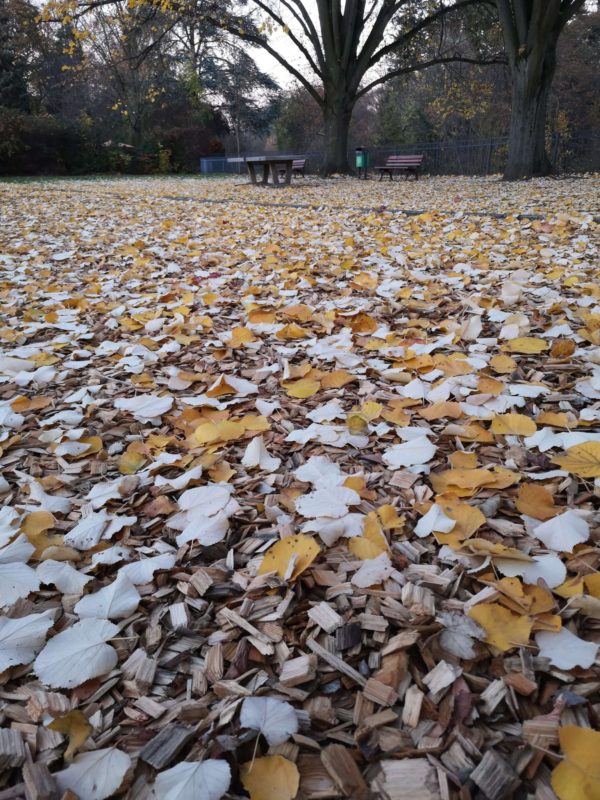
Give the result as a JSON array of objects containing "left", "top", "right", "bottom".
[
  {"left": 322, "top": 96, "right": 353, "bottom": 175},
  {"left": 504, "top": 45, "right": 556, "bottom": 179}
]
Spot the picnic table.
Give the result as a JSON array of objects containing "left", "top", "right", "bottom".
[{"left": 246, "top": 155, "right": 304, "bottom": 186}]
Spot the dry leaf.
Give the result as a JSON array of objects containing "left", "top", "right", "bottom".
[
  {"left": 240, "top": 756, "right": 299, "bottom": 800},
  {"left": 48, "top": 710, "right": 92, "bottom": 760}
]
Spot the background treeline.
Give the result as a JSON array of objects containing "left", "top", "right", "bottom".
[{"left": 0, "top": 0, "right": 598, "bottom": 175}]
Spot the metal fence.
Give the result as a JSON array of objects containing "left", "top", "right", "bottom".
[{"left": 200, "top": 129, "right": 600, "bottom": 176}]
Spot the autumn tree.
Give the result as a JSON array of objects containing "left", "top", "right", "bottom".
[
  {"left": 206, "top": 0, "right": 506, "bottom": 173},
  {"left": 496, "top": 0, "right": 587, "bottom": 179}
]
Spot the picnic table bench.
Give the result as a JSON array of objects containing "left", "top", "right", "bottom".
[
  {"left": 278, "top": 159, "right": 307, "bottom": 179},
  {"left": 375, "top": 154, "right": 424, "bottom": 180},
  {"left": 245, "top": 155, "right": 305, "bottom": 186}
]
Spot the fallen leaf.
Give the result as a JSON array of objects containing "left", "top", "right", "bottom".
[{"left": 240, "top": 755, "right": 299, "bottom": 800}]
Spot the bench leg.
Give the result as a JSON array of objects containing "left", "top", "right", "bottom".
[
  {"left": 247, "top": 163, "right": 257, "bottom": 184},
  {"left": 284, "top": 163, "right": 293, "bottom": 185},
  {"left": 270, "top": 163, "right": 280, "bottom": 185},
  {"left": 261, "top": 164, "right": 269, "bottom": 185}
]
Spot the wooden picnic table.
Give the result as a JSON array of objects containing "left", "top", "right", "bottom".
[{"left": 245, "top": 155, "right": 304, "bottom": 186}]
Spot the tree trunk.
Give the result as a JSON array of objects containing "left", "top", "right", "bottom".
[
  {"left": 504, "top": 47, "right": 556, "bottom": 180},
  {"left": 322, "top": 96, "right": 353, "bottom": 175}
]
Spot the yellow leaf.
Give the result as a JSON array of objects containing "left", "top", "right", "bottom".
[
  {"left": 229, "top": 326, "right": 255, "bottom": 347},
  {"left": 48, "top": 710, "right": 92, "bottom": 760},
  {"left": 418, "top": 401, "right": 463, "bottom": 421},
  {"left": 283, "top": 379, "right": 320, "bottom": 399},
  {"left": 240, "top": 755, "right": 299, "bottom": 800},
  {"left": 489, "top": 354, "right": 517, "bottom": 374},
  {"left": 188, "top": 420, "right": 245, "bottom": 446},
  {"left": 491, "top": 413, "right": 537, "bottom": 436},
  {"left": 378, "top": 504, "right": 405, "bottom": 531},
  {"left": 22, "top": 512, "right": 64, "bottom": 558},
  {"left": 248, "top": 309, "right": 276, "bottom": 324},
  {"left": 21, "top": 511, "right": 55, "bottom": 537},
  {"left": 350, "top": 272, "right": 377, "bottom": 291},
  {"left": 584, "top": 574, "right": 600, "bottom": 598},
  {"left": 515, "top": 484, "right": 558, "bottom": 521},
  {"left": 321, "top": 370, "right": 355, "bottom": 389},
  {"left": 505, "top": 337, "right": 549, "bottom": 354},
  {"left": 552, "top": 442, "right": 600, "bottom": 478},
  {"left": 448, "top": 451, "right": 479, "bottom": 469},
  {"left": 276, "top": 323, "right": 308, "bottom": 340},
  {"left": 550, "top": 339, "right": 576, "bottom": 359},
  {"left": 346, "top": 412, "right": 368, "bottom": 434},
  {"left": 554, "top": 576, "right": 585, "bottom": 599},
  {"left": 551, "top": 726, "right": 600, "bottom": 800},
  {"left": 537, "top": 411, "right": 573, "bottom": 428},
  {"left": 468, "top": 603, "right": 532, "bottom": 652},
  {"left": 258, "top": 534, "right": 320, "bottom": 581},
  {"left": 118, "top": 450, "right": 146, "bottom": 474},
  {"left": 435, "top": 496, "right": 485, "bottom": 544},
  {"left": 348, "top": 512, "right": 389, "bottom": 560}
]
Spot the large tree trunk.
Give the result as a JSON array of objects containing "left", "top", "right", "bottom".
[
  {"left": 504, "top": 43, "right": 557, "bottom": 180},
  {"left": 322, "top": 95, "right": 353, "bottom": 175}
]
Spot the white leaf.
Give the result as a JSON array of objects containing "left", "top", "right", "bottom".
[
  {"left": 294, "top": 455, "right": 347, "bottom": 488},
  {"left": 179, "top": 485, "right": 233, "bottom": 516},
  {"left": 74, "top": 573, "right": 140, "bottom": 620},
  {"left": 37, "top": 560, "right": 91, "bottom": 594},
  {"left": 240, "top": 697, "right": 298, "bottom": 746},
  {"left": 437, "top": 611, "right": 485, "bottom": 659},
  {"left": 176, "top": 511, "right": 229, "bottom": 548},
  {"left": 536, "top": 628, "right": 598, "bottom": 670},
  {"left": 34, "top": 619, "right": 118, "bottom": 688},
  {"left": 0, "top": 535, "right": 39, "bottom": 607},
  {"left": 0, "top": 534, "right": 34, "bottom": 564},
  {"left": 414, "top": 504, "right": 456, "bottom": 538},
  {"left": 0, "top": 610, "right": 54, "bottom": 671},
  {"left": 255, "top": 399, "right": 280, "bottom": 416},
  {"left": 382, "top": 436, "right": 436, "bottom": 469},
  {"left": 155, "top": 465, "right": 203, "bottom": 491},
  {"left": 301, "top": 513, "right": 364, "bottom": 546},
  {"left": 55, "top": 748, "right": 131, "bottom": 800},
  {"left": 495, "top": 554, "right": 566, "bottom": 589},
  {"left": 64, "top": 511, "right": 109, "bottom": 550},
  {"left": 91, "top": 546, "right": 131, "bottom": 567},
  {"left": 28, "top": 482, "right": 72, "bottom": 514},
  {"left": 352, "top": 552, "right": 393, "bottom": 588},
  {"left": 241, "top": 436, "right": 281, "bottom": 471},
  {"left": 154, "top": 759, "right": 231, "bottom": 800},
  {"left": 295, "top": 486, "right": 360, "bottom": 519},
  {"left": 0, "top": 563, "right": 39, "bottom": 606},
  {"left": 54, "top": 440, "right": 93, "bottom": 458},
  {"left": 86, "top": 478, "right": 125, "bottom": 510},
  {"left": 533, "top": 510, "right": 589, "bottom": 553},
  {"left": 119, "top": 553, "right": 176, "bottom": 585},
  {"left": 114, "top": 394, "right": 173, "bottom": 423},
  {"left": 0, "top": 507, "right": 20, "bottom": 547}
]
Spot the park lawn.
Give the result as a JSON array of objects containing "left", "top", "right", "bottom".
[{"left": 0, "top": 175, "right": 599, "bottom": 799}]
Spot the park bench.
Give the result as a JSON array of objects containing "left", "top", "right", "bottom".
[
  {"left": 375, "top": 154, "right": 424, "bottom": 180},
  {"left": 278, "top": 159, "right": 307, "bottom": 179}
]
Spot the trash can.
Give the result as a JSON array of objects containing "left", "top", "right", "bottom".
[{"left": 355, "top": 147, "right": 369, "bottom": 179}]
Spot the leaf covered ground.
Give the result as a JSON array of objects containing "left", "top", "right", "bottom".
[{"left": 0, "top": 174, "right": 599, "bottom": 800}]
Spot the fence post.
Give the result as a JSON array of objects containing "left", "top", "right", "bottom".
[{"left": 485, "top": 140, "right": 493, "bottom": 175}]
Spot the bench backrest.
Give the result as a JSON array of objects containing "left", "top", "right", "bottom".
[
  {"left": 385, "top": 155, "right": 424, "bottom": 166},
  {"left": 292, "top": 159, "right": 306, "bottom": 169}
]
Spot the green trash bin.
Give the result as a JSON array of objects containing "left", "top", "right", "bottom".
[{"left": 355, "top": 147, "right": 368, "bottom": 178}]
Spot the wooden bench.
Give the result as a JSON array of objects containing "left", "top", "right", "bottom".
[
  {"left": 375, "top": 154, "right": 424, "bottom": 180},
  {"left": 279, "top": 159, "right": 307, "bottom": 178}
]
